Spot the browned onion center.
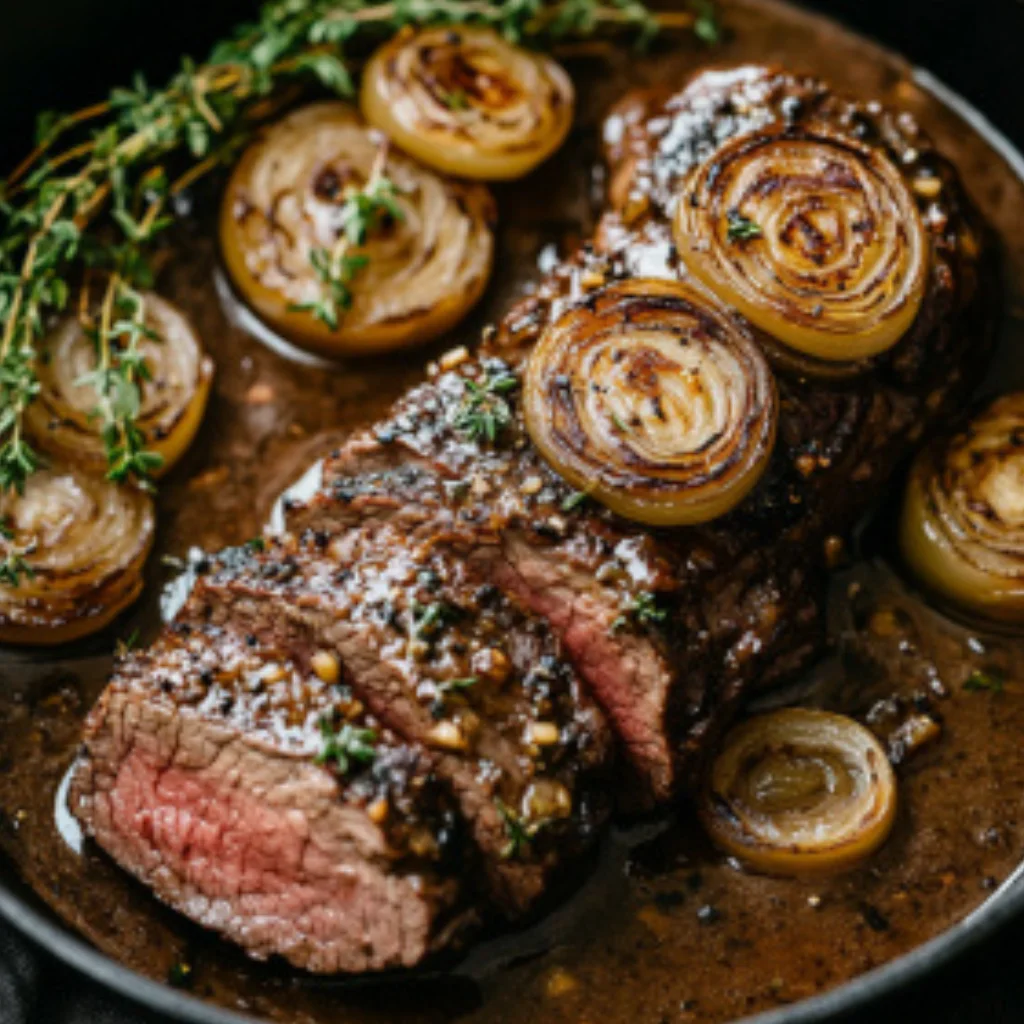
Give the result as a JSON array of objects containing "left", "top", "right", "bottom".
[{"left": 676, "top": 122, "right": 929, "bottom": 363}]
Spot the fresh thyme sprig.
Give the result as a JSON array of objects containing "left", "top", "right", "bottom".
[
  {"left": 289, "top": 144, "right": 404, "bottom": 329},
  {"left": 0, "top": 0, "right": 713, "bottom": 495},
  {"left": 452, "top": 368, "right": 519, "bottom": 443}
]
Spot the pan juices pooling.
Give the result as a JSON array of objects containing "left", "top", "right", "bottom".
[{"left": 3, "top": 1, "right": 1023, "bottom": 1018}]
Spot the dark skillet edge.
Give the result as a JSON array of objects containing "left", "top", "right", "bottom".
[{"left": 1, "top": 38, "right": 1023, "bottom": 1024}]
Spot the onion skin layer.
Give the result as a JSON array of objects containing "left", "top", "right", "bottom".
[
  {"left": 701, "top": 708, "right": 897, "bottom": 877},
  {"left": 361, "top": 26, "right": 574, "bottom": 181},
  {"left": 0, "top": 465, "right": 155, "bottom": 645},
  {"left": 523, "top": 279, "right": 778, "bottom": 526},
  {"left": 220, "top": 102, "right": 496, "bottom": 359},
  {"left": 901, "top": 394, "right": 1024, "bottom": 624},
  {"left": 676, "top": 122, "right": 929, "bottom": 364},
  {"left": 24, "top": 294, "right": 213, "bottom": 478}
]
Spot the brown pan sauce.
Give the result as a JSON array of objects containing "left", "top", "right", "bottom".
[{"left": 2, "top": 0, "right": 1024, "bottom": 1021}]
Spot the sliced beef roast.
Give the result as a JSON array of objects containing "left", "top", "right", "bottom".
[
  {"left": 187, "top": 523, "right": 613, "bottom": 913},
  {"left": 72, "top": 64, "right": 996, "bottom": 973},
  {"left": 71, "top": 610, "right": 471, "bottom": 973}
]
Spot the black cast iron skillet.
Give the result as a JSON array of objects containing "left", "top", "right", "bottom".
[{"left": 1, "top": 2, "right": 1024, "bottom": 1022}]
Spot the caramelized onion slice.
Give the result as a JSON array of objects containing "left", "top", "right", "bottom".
[
  {"left": 361, "top": 26, "right": 574, "bottom": 181},
  {"left": 523, "top": 279, "right": 777, "bottom": 526},
  {"left": 702, "top": 709, "right": 897, "bottom": 876},
  {"left": 901, "top": 393, "right": 1024, "bottom": 623},
  {"left": 220, "top": 102, "right": 496, "bottom": 358},
  {"left": 24, "top": 294, "right": 213, "bottom": 477},
  {"left": 0, "top": 464, "right": 155, "bottom": 645},
  {"left": 675, "top": 122, "right": 929, "bottom": 363}
]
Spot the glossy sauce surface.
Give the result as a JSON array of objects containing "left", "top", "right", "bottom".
[{"left": 2, "top": 1, "right": 1024, "bottom": 1021}]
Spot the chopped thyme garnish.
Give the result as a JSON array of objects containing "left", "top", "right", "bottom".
[
  {"left": 245, "top": 536, "right": 267, "bottom": 553},
  {"left": 726, "top": 210, "right": 763, "bottom": 242},
  {"left": 0, "top": 520, "right": 35, "bottom": 588},
  {"left": 441, "top": 88, "right": 470, "bottom": 110},
  {"left": 561, "top": 490, "right": 590, "bottom": 513},
  {"left": 167, "top": 961, "right": 194, "bottom": 990},
  {"left": 316, "top": 717, "right": 377, "bottom": 774},
  {"left": 964, "top": 669, "right": 1005, "bottom": 694},
  {"left": 611, "top": 590, "right": 667, "bottom": 633},
  {"left": 438, "top": 676, "right": 478, "bottom": 694},
  {"left": 115, "top": 628, "right": 141, "bottom": 657},
  {"left": 412, "top": 599, "right": 461, "bottom": 639},
  {"left": 451, "top": 370, "right": 519, "bottom": 444},
  {"left": 496, "top": 799, "right": 547, "bottom": 860}
]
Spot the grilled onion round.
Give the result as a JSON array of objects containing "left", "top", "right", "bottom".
[
  {"left": 23, "top": 294, "right": 213, "bottom": 477},
  {"left": 675, "top": 122, "right": 929, "bottom": 364},
  {"left": 523, "top": 279, "right": 777, "bottom": 526},
  {"left": 901, "top": 393, "right": 1024, "bottom": 623},
  {"left": 702, "top": 709, "right": 897, "bottom": 876},
  {"left": 0, "top": 464, "right": 155, "bottom": 645},
  {"left": 220, "top": 102, "right": 496, "bottom": 358},
  {"left": 361, "top": 26, "right": 574, "bottom": 181}
]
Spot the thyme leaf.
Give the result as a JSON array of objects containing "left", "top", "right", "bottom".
[
  {"left": 316, "top": 716, "right": 378, "bottom": 774},
  {"left": 497, "top": 799, "right": 551, "bottom": 860},
  {"left": 964, "top": 669, "right": 1005, "bottom": 694},
  {"left": 0, "top": 519, "right": 36, "bottom": 588},
  {"left": 726, "top": 209, "right": 763, "bottom": 242},
  {"left": 610, "top": 590, "right": 667, "bottom": 634}
]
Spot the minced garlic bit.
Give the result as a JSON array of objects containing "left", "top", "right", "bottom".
[
  {"left": 913, "top": 175, "right": 942, "bottom": 199},
  {"left": 545, "top": 967, "right": 579, "bottom": 999},
  {"left": 311, "top": 649, "right": 341, "bottom": 685},
  {"left": 427, "top": 720, "right": 468, "bottom": 751},
  {"left": 367, "top": 797, "right": 390, "bottom": 825},
  {"left": 439, "top": 345, "right": 470, "bottom": 371},
  {"left": 530, "top": 722, "right": 560, "bottom": 746}
]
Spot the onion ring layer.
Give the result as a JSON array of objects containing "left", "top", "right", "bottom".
[
  {"left": 523, "top": 279, "right": 777, "bottom": 526},
  {"left": 701, "top": 708, "right": 897, "bottom": 876},
  {"left": 675, "top": 122, "right": 929, "bottom": 363},
  {"left": 901, "top": 393, "right": 1024, "bottom": 623},
  {"left": 220, "top": 102, "right": 496, "bottom": 358},
  {"left": 24, "top": 294, "right": 213, "bottom": 477},
  {"left": 0, "top": 464, "right": 155, "bottom": 645},
  {"left": 361, "top": 26, "right": 574, "bottom": 181}
]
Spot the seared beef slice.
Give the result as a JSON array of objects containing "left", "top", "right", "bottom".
[
  {"left": 190, "top": 525, "right": 613, "bottom": 913},
  {"left": 71, "top": 615, "right": 470, "bottom": 973},
  {"left": 73, "top": 65, "right": 994, "bottom": 972}
]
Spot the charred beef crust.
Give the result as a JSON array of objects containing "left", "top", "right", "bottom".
[{"left": 287, "top": 65, "right": 997, "bottom": 800}]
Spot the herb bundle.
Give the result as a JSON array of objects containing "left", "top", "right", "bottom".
[{"left": 0, "top": 0, "right": 716, "bottom": 497}]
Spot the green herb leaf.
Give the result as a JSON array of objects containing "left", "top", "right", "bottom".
[
  {"left": 964, "top": 669, "right": 1005, "bottom": 694},
  {"left": 611, "top": 590, "right": 667, "bottom": 634},
  {"left": 316, "top": 716, "right": 378, "bottom": 775},
  {"left": 726, "top": 209, "right": 763, "bottom": 242}
]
